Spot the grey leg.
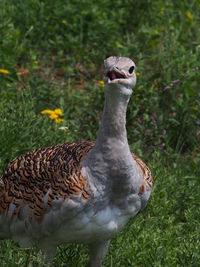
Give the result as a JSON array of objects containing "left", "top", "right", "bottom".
[{"left": 88, "top": 240, "right": 110, "bottom": 267}]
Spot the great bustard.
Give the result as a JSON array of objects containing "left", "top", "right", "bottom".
[{"left": 0, "top": 56, "right": 153, "bottom": 267}]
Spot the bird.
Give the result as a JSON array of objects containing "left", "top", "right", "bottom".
[{"left": 0, "top": 56, "right": 153, "bottom": 267}]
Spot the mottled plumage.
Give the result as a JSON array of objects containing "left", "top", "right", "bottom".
[
  {"left": 0, "top": 142, "right": 152, "bottom": 224},
  {"left": 132, "top": 153, "right": 153, "bottom": 192},
  {"left": 0, "top": 141, "right": 93, "bottom": 223}
]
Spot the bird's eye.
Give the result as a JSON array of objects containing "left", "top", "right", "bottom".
[{"left": 128, "top": 66, "right": 135, "bottom": 74}]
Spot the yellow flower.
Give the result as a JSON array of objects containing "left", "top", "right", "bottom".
[
  {"left": 186, "top": 11, "right": 193, "bottom": 21},
  {"left": 62, "top": 19, "right": 68, "bottom": 25},
  {"left": 49, "top": 113, "right": 59, "bottom": 120},
  {"left": 0, "top": 68, "right": 9, "bottom": 75},
  {"left": 41, "top": 108, "right": 64, "bottom": 123},
  {"left": 55, "top": 118, "right": 64, "bottom": 124},
  {"left": 41, "top": 109, "right": 54, "bottom": 115},
  {"left": 136, "top": 72, "right": 140, "bottom": 77},
  {"left": 54, "top": 108, "right": 63, "bottom": 116},
  {"left": 98, "top": 80, "right": 104, "bottom": 88}
]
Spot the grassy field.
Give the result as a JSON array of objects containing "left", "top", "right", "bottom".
[{"left": 0, "top": 1, "right": 200, "bottom": 266}]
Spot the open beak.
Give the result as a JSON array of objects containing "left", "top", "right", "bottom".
[{"left": 106, "top": 69, "right": 127, "bottom": 81}]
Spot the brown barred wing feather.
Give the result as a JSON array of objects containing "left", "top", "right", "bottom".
[
  {"left": 132, "top": 153, "right": 153, "bottom": 194},
  {"left": 0, "top": 141, "right": 94, "bottom": 223}
]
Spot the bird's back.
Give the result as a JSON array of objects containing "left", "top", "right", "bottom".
[{"left": 0, "top": 141, "right": 94, "bottom": 224}]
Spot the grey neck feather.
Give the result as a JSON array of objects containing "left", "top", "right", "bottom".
[{"left": 96, "top": 84, "right": 130, "bottom": 145}]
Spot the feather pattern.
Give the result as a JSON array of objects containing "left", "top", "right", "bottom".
[
  {"left": 0, "top": 141, "right": 152, "bottom": 223},
  {"left": 132, "top": 153, "right": 153, "bottom": 192},
  {"left": 0, "top": 141, "right": 94, "bottom": 222}
]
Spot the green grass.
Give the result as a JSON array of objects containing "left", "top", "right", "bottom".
[{"left": 0, "top": 0, "right": 200, "bottom": 266}]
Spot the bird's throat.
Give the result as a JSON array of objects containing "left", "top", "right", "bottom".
[{"left": 96, "top": 84, "right": 130, "bottom": 145}]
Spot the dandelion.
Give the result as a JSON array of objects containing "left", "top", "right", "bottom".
[
  {"left": 136, "top": 72, "right": 140, "bottom": 77},
  {"left": 186, "top": 11, "right": 193, "bottom": 21},
  {"left": 98, "top": 80, "right": 104, "bottom": 88},
  {"left": 0, "top": 69, "right": 9, "bottom": 75},
  {"left": 41, "top": 109, "right": 55, "bottom": 115},
  {"left": 41, "top": 108, "right": 64, "bottom": 124},
  {"left": 62, "top": 19, "right": 68, "bottom": 25},
  {"left": 55, "top": 118, "right": 64, "bottom": 124},
  {"left": 54, "top": 108, "right": 63, "bottom": 116},
  {"left": 49, "top": 113, "right": 59, "bottom": 120}
]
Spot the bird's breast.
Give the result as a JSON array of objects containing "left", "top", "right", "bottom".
[{"left": 46, "top": 199, "right": 140, "bottom": 244}]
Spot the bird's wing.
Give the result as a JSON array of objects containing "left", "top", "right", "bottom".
[
  {"left": 132, "top": 153, "right": 153, "bottom": 194},
  {"left": 0, "top": 141, "right": 94, "bottom": 222}
]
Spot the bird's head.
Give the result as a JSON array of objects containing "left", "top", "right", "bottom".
[{"left": 103, "top": 56, "right": 136, "bottom": 96}]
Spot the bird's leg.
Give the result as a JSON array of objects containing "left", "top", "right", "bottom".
[
  {"left": 36, "top": 244, "right": 56, "bottom": 266},
  {"left": 88, "top": 240, "right": 110, "bottom": 267}
]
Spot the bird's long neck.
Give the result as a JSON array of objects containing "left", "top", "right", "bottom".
[
  {"left": 82, "top": 84, "right": 141, "bottom": 201},
  {"left": 96, "top": 86, "right": 129, "bottom": 146}
]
